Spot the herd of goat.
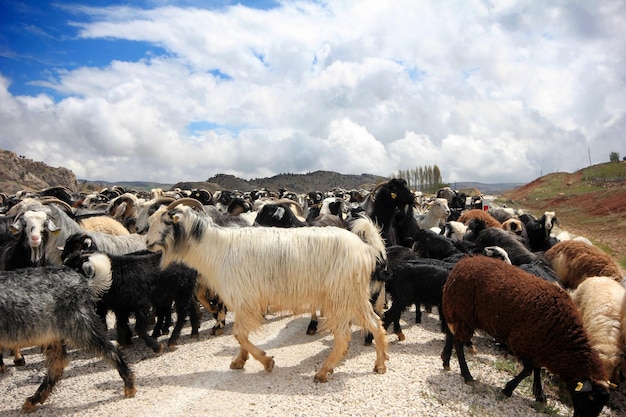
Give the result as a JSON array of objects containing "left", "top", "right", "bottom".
[{"left": 0, "top": 180, "right": 625, "bottom": 416}]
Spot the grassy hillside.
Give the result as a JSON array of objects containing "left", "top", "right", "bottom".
[{"left": 498, "top": 161, "right": 626, "bottom": 269}]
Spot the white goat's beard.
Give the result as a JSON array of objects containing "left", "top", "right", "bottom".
[{"left": 30, "top": 245, "right": 43, "bottom": 263}]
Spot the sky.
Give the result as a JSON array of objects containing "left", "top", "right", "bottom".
[{"left": 1, "top": 0, "right": 625, "bottom": 186}]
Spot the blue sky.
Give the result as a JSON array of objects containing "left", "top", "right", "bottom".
[{"left": 1, "top": 0, "right": 625, "bottom": 185}]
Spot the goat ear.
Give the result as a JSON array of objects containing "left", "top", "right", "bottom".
[
  {"left": 81, "top": 260, "right": 96, "bottom": 279},
  {"left": 171, "top": 213, "right": 182, "bottom": 223},
  {"left": 46, "top": 219, "right": 60, "bottom": 233},
  {"left": 10, "top": 219, "right": 24, "bottom": 234}
]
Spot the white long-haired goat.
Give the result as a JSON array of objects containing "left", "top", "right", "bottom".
[{"left": 145, "top": 198, "right": 389, "bottom": 383}]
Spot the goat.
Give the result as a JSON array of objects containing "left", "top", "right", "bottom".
[
  {"left": 9, "top": 202, "right": 146, "bottom": 267},
  {"left": 61, "top": 233, "right": 201, "bottom": 352},
  {"left": 0, "top": 253, "right": 136, "bottom": 413},
  {"left": 415, "top": 198, "right": 451, "bottom": 231},
  {"left": 361, "top": 178, "right": 416, "bottom": 247},
  {"left": 519, "top": 211, "right": 559, "bottom": 252},
  {"left": 145, "top": 198, "right": 389, "bottom": 382}
]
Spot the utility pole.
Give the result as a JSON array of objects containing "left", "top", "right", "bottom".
[{"left": 588, "top": 148, "right": 592, "bottom": 166}]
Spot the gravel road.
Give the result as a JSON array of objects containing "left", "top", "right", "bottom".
[{"left": 1, "top": 306, "right": 625, "bottom": 417}]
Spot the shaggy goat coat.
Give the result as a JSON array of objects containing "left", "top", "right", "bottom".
[
  {"left": 146, "top": 204, "right": 389, "bottom": 383},
  {"left": 0, "top": 254, "right": 136, "bottom": 412}
]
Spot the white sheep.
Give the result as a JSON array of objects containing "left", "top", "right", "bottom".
[
  {"left": 572, "top": 276, "right": 626, "bottom": 383},
  {"left": 145, "top": 198, "right": 389, "bottom": 383}
]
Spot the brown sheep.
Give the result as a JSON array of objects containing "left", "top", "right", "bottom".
[
  {"left": 457, "top": 209, "right": 501, "bottom": 228},
  {"left": 544, "top": 240, "right": 624, "bottom": 289},
  {"left": 441, "top": 255, "right": 611, "bottom": 416}
]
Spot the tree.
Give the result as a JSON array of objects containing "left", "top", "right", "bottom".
[
  {"left": 609, "top": 152, "right": 620, "bottom": 162},
  {"left": 393, "top": 164, "right": 448, "bottom": 193}
]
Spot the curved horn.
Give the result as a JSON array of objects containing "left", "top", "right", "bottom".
[
  {"left": 39, "top": 196, "right": 74, "bottom": 214},
  {"left": 166, "top": 197, "right": 206, "bottom": 212},
  {"left": 273, "top": 197, "right": 304, "bottom": 217},
  {"left": 152, "top": 196, "right": 176, "bottom": 206}
]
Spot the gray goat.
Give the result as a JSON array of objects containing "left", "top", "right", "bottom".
[{"left": 0, "top": 253, "right": 136, "bottom": 413}]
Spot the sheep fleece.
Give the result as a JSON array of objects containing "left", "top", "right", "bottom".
[{"left": 443, "top": 255, "right": 605, "bottom": 385}]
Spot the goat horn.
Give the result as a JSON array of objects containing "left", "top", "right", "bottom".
[
  {"left": 166, "top": 197, "right": 206, "bottom": 212},
  {"left": 39, "top": 196, "right": 73, "bottom": 214}
]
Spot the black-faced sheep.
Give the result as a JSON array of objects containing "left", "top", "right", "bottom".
[
  {"left": 145, "top": 198, "right": 389, "bottom": 383},
  {"left": 441, "top": 255, "right": 611, "bottom": 417},
  {"left": 0, "top": 253, "right": 136, "bottom": 413},
  {"left": 544, "top": 240, "right": 624, "bottom": 289},
  {"left": 572, "top": 276, "right": 626, "bottom": 384}
]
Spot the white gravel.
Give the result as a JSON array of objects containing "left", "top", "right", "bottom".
[{"left": 1, "top": 307, "right": 625, "bottom": 417}]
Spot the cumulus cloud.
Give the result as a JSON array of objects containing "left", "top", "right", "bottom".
[{"left": 1, "top": 0, "right": 625, "bottom": 185}]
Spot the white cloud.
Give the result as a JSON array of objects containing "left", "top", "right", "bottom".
[{"left": 1, "top": 0, "right": 625, "bottom": 185}]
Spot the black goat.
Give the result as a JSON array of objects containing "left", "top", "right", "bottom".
[
  {"left": 362, "top": 178, "right": 416, "bottom": 247},
  {"left": 412, "top": 228, "right": 471, "bottom": 261},
  {"left": 518, "top": 212, "right": 559, "bottom": 252},
  {"left": 62, "top": 233, "right": 201, "bottom": 351}
]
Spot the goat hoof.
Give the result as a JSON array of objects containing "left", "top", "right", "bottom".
[
  {"left": 373, "top": 364, "right": 387, "bottom": 374},
  {"left": 153, "top": 343, "right": 164, "bottom": 354},
  {"left": 464, "top": 379, "right": 476, "bottom": 386},
  {"left": 125, "top": 386, "right": 137, "bottom": 398},
  {"left": 264, "top": 357, "right": 275, "bottom": 372},
  {"left": 14, "top": 357, "right": 26, "bottom": 367},
  {"left": 314, "top": 372, "right": 329, "bottom": 383},
  {"left": 21, "top": 400, "right": 38, "bottom": 414},
  {"left": 396, "top": 332, "right": 406, "bottom": 342},
  {"left": 230, "top": 358, "right": 246, "bottom": 369}
]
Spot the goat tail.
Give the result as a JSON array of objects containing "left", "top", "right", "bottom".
[
  {"left": 83, "top": 253, "right": 113, "bottom": 297},
  {"left": 349, "top": 215, "right": 387, "bottom": 264}
]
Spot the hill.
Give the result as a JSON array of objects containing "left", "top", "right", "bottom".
[
  {"left": 0, "top": 149, "right": 77, "bottom": 194},
  {"left": 498, "top": 161, "right": 626, "bottom": 268}
]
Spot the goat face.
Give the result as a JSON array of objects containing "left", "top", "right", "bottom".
[
  {"left": 385, "top": 178, "right": 415, "bottom": 206},
  {"left": 11, "top": 210, "right": 59, "bottom": 263},
  {"left": 146, "top": 205, "right": 204, "bottom": 268},
  {"left": 542, "top": 211, "right": 558, "bottom": 234}
]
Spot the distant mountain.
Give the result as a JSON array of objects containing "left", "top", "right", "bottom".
[{"left": 0, "top": 146, "right": 520, "bottom": 196}]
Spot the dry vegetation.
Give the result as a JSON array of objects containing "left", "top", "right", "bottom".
[{"left": 497, "top": 162, "right": 626, "bottom": 269}]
